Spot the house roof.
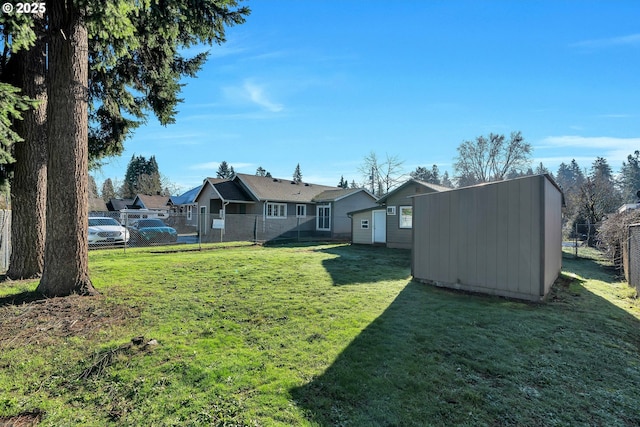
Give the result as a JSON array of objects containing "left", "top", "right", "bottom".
[
  {"left": 169, "top": 185, "right": 201, "bottom": 205},
  {"left": 214, "top": 180, "right": 253, "bottom": 202},
  {"left": 106, "top": 198, "right": 134, "bottom": 211},
  {"left": 312, "top": 187, "right": 377, "bottom": 203},
  {"left": 194, "top": 178, "right": 254, "bottom": 203},
  {"left": 376, "top": 179, "right": 451, "bottom": 204},
  {"left": 89, "top": 197, "right": 108, "bottom": 212},
  {"left": 234, "top": 173, "right": 337, "bottom": 203},
  {"left": 133, "top": 194, "right": 170, "bottom": 210}
]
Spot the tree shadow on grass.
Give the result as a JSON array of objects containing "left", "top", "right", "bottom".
[
  {"left": 0, "top": 290, "right": 45, "bottom": 307},
  {"left": 291, "top": 274, "right": 640, "bottom": 426},
  {"left": 315, "top": 244, "right": 411, "bottom": 286}
]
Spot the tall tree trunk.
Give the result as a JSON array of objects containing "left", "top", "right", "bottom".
[
  {"left": 7, "top": 18, "right": 47, "bottom": 280},
  {"left": 38, "top": 0, "right": 97, "bottom": 296}
]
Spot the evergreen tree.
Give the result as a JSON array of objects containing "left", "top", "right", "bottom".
[
  {"left": 350, "top": 180, "right": 358, "bottom": 189},
  {"left": 101, "top": 178, "right": 116, "bottom": 201},
  {"left": 410, "top": 165, "right": 441, "bottom": 184},
  {"left": 338, "top": 175, "right": 348, "bottom": 188},
  {"left": 88, "top": 175, "right": 99, "bottom": 199},
  {"left": 2, "top": 0, "right": 249, "bottom": 296},
  {"left": 216, "top": 160, "right": 233, "bottom": 179},
  {"left": 122, "top": 155, "right": 164, "bottom": 197},
  {"left": 256, "top": 166, "right": 267, "bottom": 176},
  {"left": 293, "top": 163, "right": 302, "bottom": 183},
  {"left": 441, "top": 171, "right": 453, "bottom": 188},
  {"left": 620, "top": 151, "right": 640, "bottom": 203}
]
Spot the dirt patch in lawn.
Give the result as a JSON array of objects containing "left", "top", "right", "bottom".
[{"left": 0, "top": 290, "right": 139, "bottom": 350}]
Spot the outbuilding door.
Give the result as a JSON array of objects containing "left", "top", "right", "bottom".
[{"left": 373, "top": 210, "right": 386, "bottom": 243}]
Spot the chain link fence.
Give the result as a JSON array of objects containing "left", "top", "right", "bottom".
[{"left": 87, "top": 210, "right": 351, "bottom": 250}]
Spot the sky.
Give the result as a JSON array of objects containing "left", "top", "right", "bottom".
[{"left": 92, "top": 0, "right": 640, "bottom": 194}]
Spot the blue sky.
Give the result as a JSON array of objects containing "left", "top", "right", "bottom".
[{"left": 93, "top": 0, "right": 640, "bottom": 194}]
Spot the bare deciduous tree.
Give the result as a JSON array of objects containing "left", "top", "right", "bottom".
[
  {"left": 454, "top": 131, "right": 531, "bottom": 185},
  {"left": 358, "top": 151, "right": 405, "bottom": 196}
]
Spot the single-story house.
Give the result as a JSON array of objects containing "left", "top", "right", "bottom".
[
  {"left": 168, "top": 185, "right": 202, "bottom": 226},
  {"left": 89, "top": 197, "right": 108, "bottom": 213},
  {"left": 411, "top": 174, "right": 563, "bottom": 302},
  {"left": 131, "top": 194, "right": 171, "bottom": 213},
  {"left": 194, "top": 173, "right": 377, "bottom": 242},
  {"left": 106, "top": 198, "right": 134, "bottom": 211},
  {"left": 350, "top": 179, "right": 450, "bottom": 248}
]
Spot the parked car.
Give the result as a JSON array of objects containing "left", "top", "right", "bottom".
[
  {"left": 88, "top": 217, "right": 130, "bottom": 245},
  {"left": 128, "top": 218, "right": 178, "bottom": 245}
]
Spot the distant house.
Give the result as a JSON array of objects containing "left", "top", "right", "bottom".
[
  {"left": 131, "top": 194, "right": 171, "bottom": 212},
  {"left": 89, "top": 197, "right": 108, "bottom": 213},
  {"left": 412, "top": 174, "right": 563, "bottom": 302},
  {"left": 193, "top": 173, "right": 377, "bottom": 242},
  {"left": 106, "top": 198, "right": 134, "bottom": 211},
  {"left": 168, "top": 185, "right": 202, "bottom": 225},
  {"left": 350, "top": 179, "right": 450, "bottom": 248}
]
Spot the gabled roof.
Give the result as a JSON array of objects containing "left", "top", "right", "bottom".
[
  {"left": 213, "top": 180, "right": 253, "bottom": 202},
  {"left": 106, "top": 198, "right": 134, "bottom": 211},
  {"left": 169, "top": 185, "right": 201, "bottom": 205},
  {"left": 133, "top": 194, "right": 170, "bottom": 210},
  {"left": 194, "top": 177, "right": 253, "bottom": 203},
  {"left": 234, "top": 173, "right": 337, "bottom": 203},
  {"left": 89, "top": 197, "right": 108, "bottom": 212},
  {"left": 376, "top": 179, "right": 450, "bottom": 204},
  {"left": 312, "top": 187, "right": 377, "bottom": 203}
]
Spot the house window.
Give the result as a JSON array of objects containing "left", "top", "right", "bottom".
[
  {"left": 361, "top": 219, "right": 369, "bottom": 229},
  {"left": 387, "top": 206, "right": 396, "bottom": 215},
  {"left": 399, "top": 206, "right": 412, "bottom": 229},
  {"left": 296, "top": 204, "right": 307, "bottom": 218},
  {"left": 267, "top": 202, "right": 287, "bottom": 218},
  {"left": 317, "top": 205, "right": 331, "bottom": 231},
  {"left": 187, "top": 205, "right": 193, "bottom": 220}
]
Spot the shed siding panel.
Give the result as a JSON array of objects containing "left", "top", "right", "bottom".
[
  {"left": 543, "top": 178, "right": 563, "bottom": 293},
  {"left": 506, "top": 179, "right": 521, "bottom": 294},
  {"left": 437, "top": 191, "right": 450, "bottom": 283},
  {"left": 352, "top": 211, "right": 373, "bottom": 244},
  {"left": 484, "top": 184, "right": 499, "bottom": 289},
  {"left": 412, "top": 174, "right": 561, "bottom": 301}
]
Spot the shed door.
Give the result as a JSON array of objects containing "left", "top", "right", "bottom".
[{"left": 373, "top": 210, "right": 386, "bottom": 243}]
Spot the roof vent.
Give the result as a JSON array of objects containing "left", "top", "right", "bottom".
[
  {"left": 273, "top": 178, "right": 279, "bottom": 182},
  {"left": 304, "top": 183, "right": 310, "bottom": 187},
  {"left": 291, "top": 181, "right": 296, "bottom": 184}
]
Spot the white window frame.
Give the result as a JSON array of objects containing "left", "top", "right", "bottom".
[
  {"left": 399, "top": 205, "right": 412, "bottom": 229},
  {"left": 266, "top": 202, "right": 287, "bottom": 218},
  {"left": 361, "top": 219, "right": 369, "bottom": 229},
  {"left": 296, "top": 204, "right": 307, "bottom": 218},
  {"left": 187, "top": 204, "right": 193, "bottom": 221},
  {"left": 386, "top": 206, "right": 396, "bottom": 215},
  {"left": 316, "top": 205, "right": 331, "bottom": 231}
]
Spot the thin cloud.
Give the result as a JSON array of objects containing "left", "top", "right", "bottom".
[
  {"left": 571, "top": 33, "right": 640, "bottom": 48},
  {"left": 539, "top": 135, "right": 640, "bottom": 149},
  {"left": 243, "top": 81, "right": 284, "bottom": 112},
  {"left": 221, "top": 80, "right": 284, "bottom": 113}
]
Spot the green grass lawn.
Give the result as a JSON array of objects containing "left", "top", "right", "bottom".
[{"left": 1, "top": 243, "right": 639, "bottom": 426}]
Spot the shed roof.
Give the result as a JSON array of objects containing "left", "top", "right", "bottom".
[{"left": 376, "top": 179, "right": 451, "bottom": 204}]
